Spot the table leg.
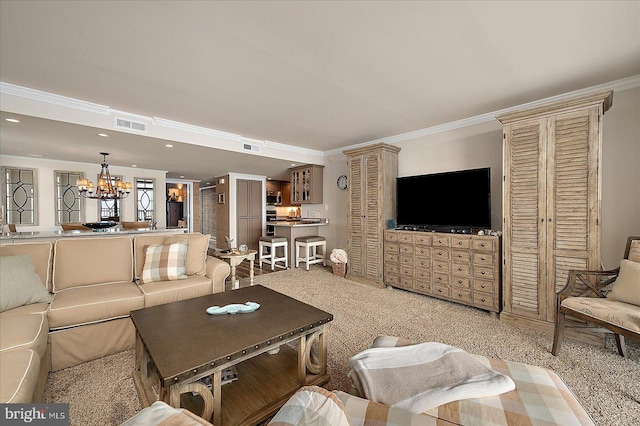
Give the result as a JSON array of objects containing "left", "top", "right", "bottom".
[
  {"left": 212, "top": 371, "right": 222, "bottom": 426},
  {"left": 230, "top": 264, "right": 238, "bottom": 290},
  {"left": 249, "top": 257, "right": 255, "bottom": 286}
]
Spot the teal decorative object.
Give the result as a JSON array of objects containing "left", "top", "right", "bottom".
[
  {"left": 387, "top": 219, "right": 397, "bottom": 229},
  {"left": 206, "top": 302, "right": 260, "bottom": 315}
]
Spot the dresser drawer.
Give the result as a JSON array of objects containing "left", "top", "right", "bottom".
[
  {"left": 432, "top": 284, "right": 450, "bottom": 297},
  {"left": 414, "top": 234, "right": 432, "bottom": 245},
  {"left": 399, "top": 244, "right": 414, "bottom": 255},
  {"left": 400, "top": 255, "right": 414, "bottom": 266},
  {"left": 385, "top": 262, "right": 399, "bottom": 275},
  {"left": 385, "top": 230, "right": 399, "bottom": 242},
  {"left": 400, "top": 265, "right": 414, "bottom": 277},
  {"left": 433, "top": 235, "right": 451, "bottom": 247},
  {"left": 399, "top": 277, "right": 414, "bottom": 289},
  {"left": 471, "top": 238, "right": 495, "bottom": 251},
  {"left": 433, "top": 272, "right": 450, "bottom": 285},
  {"left": 451, "top": 288, "right": 471, "bottom": 302},
  {"left": 433, "top": 260, "right": 450, "bottom": 273},
  {"left": 472, "top": 252, "right": 494, "bottom": 266},
  {"left": 385, "top": 252, "right": 399, "bottom": 263},
  {"left": 473, "top": 279, "right": 493, "bottom": 294},
  {"left": 452, "top": 263, "right": 470, "bottom": 275},
  {"left": 474, "top": 266, "right": 495, "bottom": 279},
  {"left": 414, "top": 280, "right": 431, "bottom": 293},
  {"left": 414, "top": 256, "right": 431, "bottom": 269},
  {"left": 414, "top": 246, "right": 431, "bottom": 257},
  {"left": 385, "top": 242, "right": 399, "bottom": 253},
  {"left": 473, "top": 293, "right": 496, "bottom": 310},
  {"left": 384, "top": 274, "right": 399, "bottom": 286},
  {"left": 398, "top": 232, "right": 413, "bottom": 244},
  {"left": 433, "top": 248, "right": 450, "bottom": 261},
  {"left": 451, "top": 236, "right": 471, "bottom": 249},
  {"left": 452, "top": 276, "right": 470, "bottom": 288},
  {"left": 451, "top": 250, "right": 469, "bottom": 263},
  {"left": 415, "top": 268, "right": 431, "bottom": 281}
]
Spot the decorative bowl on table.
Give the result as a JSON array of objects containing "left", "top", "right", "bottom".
[{"left": 82, "top": 221, "right": 118, "bottom": 230}]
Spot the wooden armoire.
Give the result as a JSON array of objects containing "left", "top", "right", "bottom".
[
  {"left": 497, "top": 90, "right": 613, "bottom": 333},
  {"left": 343, "top": 143, "right": 400, "bottom": 286}
]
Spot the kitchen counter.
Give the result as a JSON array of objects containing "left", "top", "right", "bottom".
[
  {"left": 0, "top": 228, "right": 186, "bottom": 244},
  {"left": 273, "top": 219, "right": 329, "bottom": 266}
]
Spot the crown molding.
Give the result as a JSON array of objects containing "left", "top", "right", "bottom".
[
  {"left": 324, "top": 74, "right": 640, "bottom": 157},
  {"left": 152, "top": 116, "right": 242, "bottom": 142},
  {"left": 0, "top": 82, "right": 110, "bottom": 114}
]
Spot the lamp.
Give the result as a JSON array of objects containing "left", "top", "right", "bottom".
[{"left": 77, "top": 152, "right": 132, "bottom": 200}]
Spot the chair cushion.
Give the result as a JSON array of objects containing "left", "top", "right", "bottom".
[
  {"left": 0, "top": 313, "right": 49, "bottom": 358},
  {"left": 0, "top": 254, "right": 53, "bottom": 312},
  {"left": 164, "top": 234, "right": 210, "bottom": 276},
  {"left": 295, "top": 236, "right": 326, "bottom": 243},
  {"left": 561, "top": 297, "right": 640, "bottom": 334},
  {"left": 48, "top": 281, "right": 144, "bottom": 329},
  {"left": 607, "top": 259, "right": 640, "bottom": 306},
  {"left": 137, "top": 275, "right": 212, "bottom": 308},
  {"left": 0, "top": 303, "right": 49, "bottom": 318},
  {"left": 0, "top": 349, "right": 40, "bottom": 403},
  {"left": 140, "top": 242, "right": 188, "bottom": 284},
  {"left": 260, "top": 236, "right": 287, "bottom": 244}
]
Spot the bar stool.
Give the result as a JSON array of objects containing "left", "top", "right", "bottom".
[
  {"left": 259, "top": 236, "right": 289, "bottom": 271},
  {"left": 295, "top": 236, "right": 326, "bottom": 271}
]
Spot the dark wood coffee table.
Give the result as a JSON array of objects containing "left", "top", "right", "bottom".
[{"left": 131, "top": 285, "right": 333, "bottom": 426}]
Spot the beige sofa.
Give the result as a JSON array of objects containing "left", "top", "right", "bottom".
[{"left": 0, "top": 233, "right": 230, "bottom": 404}]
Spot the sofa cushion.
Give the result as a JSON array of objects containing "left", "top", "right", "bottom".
[
  {"left": 607, "top": 259, "right": 640, "bottom": 306},
  {"left": 269, "top": 386, "right": 351, "bottom": 426},
  {"left": 561, "top": 297, "right": 640, "bottom": 334},
  {"left": 137, "top": 275, "right": 212, "bottom": 308},
  {"left": 48, "top": 281, "right": 144, "bottom": 330},
  {"left": 53, "top": 237, "right": 133, "bottom": 291},
  {"left": 0, "top": 313, "right": 48, "bottom": 358},
  {"left": 0, "top": 254, "right": 53, "bottom": 312},
  {"left": 133, "top": 235, "right": 168, "bottom": 279},
  {"left": 121, "top": 401, "right": 213, "bottom": 426},
  {"left": 0, "top": 303, "right": 49, "bottom": 318},
  {"left": 164, "top": 233, "right": 210, "bottom": 276},
  {"left": 0, "top": 349, "right": 40, "bottom": 403},
  {"left": 140, "top": 242, "right": 188, "bottom": 283},
  {"left": 335, "top": 391, "right": 430, "bottom": 426},
  {"left": 0, "top": 242, "right": 53, "bottom": 291}
]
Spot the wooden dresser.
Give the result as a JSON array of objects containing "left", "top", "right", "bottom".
[{"left": 384, "top": 230, "right": 501, "bottom": 313}]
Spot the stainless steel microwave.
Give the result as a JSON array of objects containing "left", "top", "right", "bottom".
[{"left": 266, "top": 192, "right": 282, "bottom": 205}]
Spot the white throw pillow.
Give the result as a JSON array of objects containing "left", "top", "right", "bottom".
[
  {"left": 0, "top": 254, "right": 53, "bottom": 312},
  {"left": 607, "top": 259, "right": 640, "bottom": 306}
]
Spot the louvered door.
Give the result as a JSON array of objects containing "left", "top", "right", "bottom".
[
  {"left": 499, "top": 90, "right": 610, "bottom": 326},
  {"left": 347, "top": 156, "right": 364, "bottom": 276},
  {"left": 363, "top": 153, "right": 382, "bottom": 281}
]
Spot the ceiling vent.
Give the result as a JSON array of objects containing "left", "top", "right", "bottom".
[
  {"left": 115, "top": 117, "right": 147, "bottom": 132},
  {"left": 242, "top": 143, "right": 261, "bottom": 153}
]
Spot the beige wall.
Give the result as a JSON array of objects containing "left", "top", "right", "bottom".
[{"left": 327, "top": 86, "right": 639, "bottom": 269}]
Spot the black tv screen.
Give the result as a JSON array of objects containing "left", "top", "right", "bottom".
[{"left": 396, "top": 168, "right": 491, "bottom": 230}]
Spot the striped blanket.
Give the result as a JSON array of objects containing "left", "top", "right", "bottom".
[{"left": 348, "top": 342, "right": 515, "bottom": 414}]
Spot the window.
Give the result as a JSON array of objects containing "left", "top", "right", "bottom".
[
  {"left": 2, "top": 167, "right": 38, "bottom": 225},
  {"left": 55, "top": 171, "right": 83, "bottom": 225},
  {"left": 135, "top": 178, "right": 155, "bottom": 221},
  {"left": 99, "top": 175, "right": 123, "bottom": 221}
]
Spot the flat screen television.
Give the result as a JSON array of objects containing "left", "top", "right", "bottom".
[{"left": 396, "top": 167, "right": 491, "bottom": 231}]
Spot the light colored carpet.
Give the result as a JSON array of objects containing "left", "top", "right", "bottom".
[{"left": 42, "top": 266, "right": 640, "bottom": 425}]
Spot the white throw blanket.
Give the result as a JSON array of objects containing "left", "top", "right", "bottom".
[{"left": 348, "top": 342, "right": 515, "bottom": 413}]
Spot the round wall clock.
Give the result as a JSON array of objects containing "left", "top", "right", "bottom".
[{"left": 337, "top": 175, "right": 348, "bottom": 190}]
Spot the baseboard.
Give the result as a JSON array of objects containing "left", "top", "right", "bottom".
[{"left": 500, "top": 312, "right": 604, "bottom": 347}]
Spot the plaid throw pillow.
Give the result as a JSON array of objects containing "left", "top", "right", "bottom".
[{"left": 140, "top": 242, "right": 188, "bottom": 284}]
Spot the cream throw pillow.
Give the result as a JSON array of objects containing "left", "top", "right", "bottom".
[
  {"left": 269, "top": 386, "right": 351, "bottom": 426},
  {"left": 164, "top": 234, "right": 210, "bottom": 276},
  {"left": 0, "top": 254, "right": 53, "bottom": 312},
  {"left": 607, "top": 259, "right": 640, "bottom": 306}
]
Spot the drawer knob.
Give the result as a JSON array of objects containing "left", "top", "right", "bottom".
[
  {"left": 438, "top": 289, "right": 443, "bottom": 293},
  {"left": 481, "top": 271, "right": 486, "bottom": 275},
  {"left": 458, "top": 254, "right": 463, "bottom": 258},
  {"left": 481, "top": 256, "right": 486, "bottom": 261},
  {"left": 438, "top": 276, "right": 442, "bottom": 280},
  {"left": 481, "top": 243, "right": 486, "bottom": 247},
  {"left": 439, "top": 252, "right": 443, "bottom": 255},
  {"left": 458, "top": 293, "right": 463, "bottom": 297},
  {"left": 481, "top": 298, "right": 486, "bottom": 302},
  {"left": 458, "top": 241, "right": 463, "bottom": 245},
  {"left": 458, "top": 267, "right": 463, "bottom": 271},
  {"left": 481, "top": 284, "right": 486, "bottom": 288},
  {"left": 438, "top": 240, "right": 442, "bottom": 243},
  {"left": 458, "top": 280, "right": 463, "bottom": 284}
]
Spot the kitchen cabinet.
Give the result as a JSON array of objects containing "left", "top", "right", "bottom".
[
  {"left": 265, "top": 180, "right": 281, "bottom": 193},
  {"left": 237, "top": 179, "right": 263, "bottom": 250},
  {"left": 497, "top": 90, "right": 612, "bottom": 331},
  {"left": 289, "top": 165, "right": 324, "bottom": 205},
  {"left": 280, "top": 182, "right": 291, "bottom": 207},
  {"left": 343, "top": 143, "right": 400, "bottom": 286}
]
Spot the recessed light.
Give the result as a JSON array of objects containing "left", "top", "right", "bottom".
[
  {"left": 5, "top": 118, "right": 20, "bottom": 123},
  {"left": 165, "top": 144, "right": 173, "bottom": 148},
  {"left": 132, "top": 164, "right": 137, "bottom": 168},
  {"left": 206, "top": 182, "right": 211, "bottom": 185},
  {"left": 290, "top": 163, "right": 297, "bottom": 167},
  {"left": 29, "top": 154, "right": 44, "bottom": 158},
  {"left": 98, "top": 133, "right": 109, "bottom": 137},
  {"left": 180, "top": 175, "right": 185, "bottom": 178}
]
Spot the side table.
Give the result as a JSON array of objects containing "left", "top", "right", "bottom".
[{"left": 213, "top": 249, "right": 257, "bottom": 289}]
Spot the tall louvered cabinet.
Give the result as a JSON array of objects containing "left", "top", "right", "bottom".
[
  {"left": 497, "top": 90, "right": 613, "bottom": 330},
  {"left": 343, "top": 143, "right": 400, "bottom": 286}
]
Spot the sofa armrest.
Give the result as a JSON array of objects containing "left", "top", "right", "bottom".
[{"left": 205, "top": 256, "right": 230, "bottom": 293}]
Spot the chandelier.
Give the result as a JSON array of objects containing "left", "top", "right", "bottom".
[{"left": 76, "top": 152, "right": 132, "bottom": 200}]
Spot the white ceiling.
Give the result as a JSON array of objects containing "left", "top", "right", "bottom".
[{"left": 1, "top": 1, "right": 639, "bottom": 183}]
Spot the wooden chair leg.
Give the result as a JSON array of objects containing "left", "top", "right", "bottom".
[
  {"left": 614, "top": 334, "right": 628, "bottom": 357},
  {"left": 551, "top": 310, "right": 566, "bottom": 356}
]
